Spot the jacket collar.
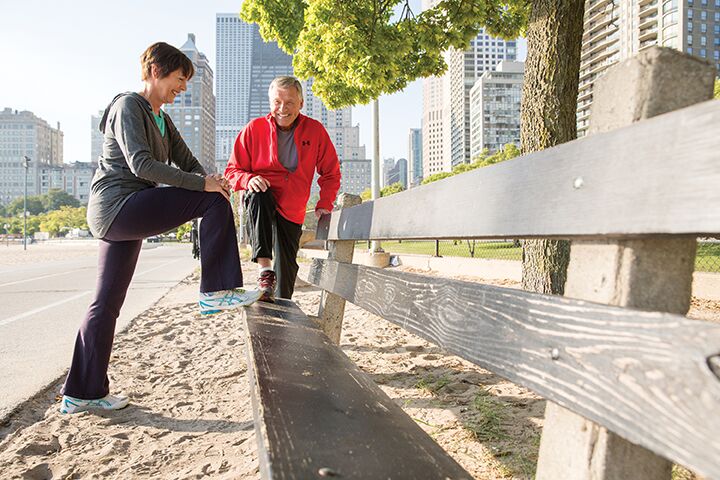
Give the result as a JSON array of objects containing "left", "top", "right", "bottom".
[{"left": 265, "top": 112, "right": 307, "bottom": 131}]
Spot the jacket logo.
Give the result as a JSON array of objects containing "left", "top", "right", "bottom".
[{"left": 302, "top": 140, "right": 311, "bottom": 147}]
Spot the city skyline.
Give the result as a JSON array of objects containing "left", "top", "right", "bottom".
[{"left": 4, "top": 1, "right": 522, "bottom": 169}]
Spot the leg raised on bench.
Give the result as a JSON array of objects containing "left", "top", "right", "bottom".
[{"left": 242, "top": 299, "right": 471, "bottom": 480}]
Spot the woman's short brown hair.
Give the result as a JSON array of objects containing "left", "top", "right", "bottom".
[{"left": 140, "top": 42, "right": 194, "bottom": 81}]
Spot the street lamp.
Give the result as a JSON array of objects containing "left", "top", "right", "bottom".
[{"left": 22, "top": 156, "right": 31, "bottom": 251}]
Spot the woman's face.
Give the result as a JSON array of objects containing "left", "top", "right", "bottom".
[{"left": 152, "top": 67, "right": 188, "bottom": 105}]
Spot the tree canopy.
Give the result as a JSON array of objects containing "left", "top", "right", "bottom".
[
  {"left": 4, "top": 189, "right": 80, "bottom": 216},
  {"left": 421, "top": 143, "right": 520, "bottom": 184},
  {"left": 5, "top": 196, "right": 45, "bottom": 216},
  {"left": 359, "top": 181, "right": 406, "bottom": 200},
  {"left": 241, "top": 0, "right": 529, "bottom": 108},
  {"left": 43, "top": 188, "right": 80, "bottom": 211}
]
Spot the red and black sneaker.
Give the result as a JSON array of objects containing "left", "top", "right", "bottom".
[{"left": 258, "top": 270, "right": 276, "bottom": 302}]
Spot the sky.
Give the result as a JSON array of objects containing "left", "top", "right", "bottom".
[{"left": 1, "top": 0, "right": 525, "bottom": 165}]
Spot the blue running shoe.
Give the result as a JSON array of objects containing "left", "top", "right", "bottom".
[
  {"left": 199, "top": 288, "right": 262, "bottom": 315},
  {"left": 60, "top": 394, "right": 129, "bottom": 414}
]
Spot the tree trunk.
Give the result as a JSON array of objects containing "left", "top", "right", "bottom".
[{"left": 520, "top": 0, "right": 585, "bottom": 294}]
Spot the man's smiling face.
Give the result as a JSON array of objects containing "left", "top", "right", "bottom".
[{"left": 269, "top": 85, "right": 303, "bottom": 130}]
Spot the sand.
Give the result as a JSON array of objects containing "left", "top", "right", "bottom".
[{"left": 0, "top": 254, "right": 717, "bottom": 479}]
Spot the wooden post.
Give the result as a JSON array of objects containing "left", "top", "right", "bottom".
[
  {"left": 317, "top": 193, "right": 362, "bottom": 344},
  {"left": 535, "top": 47, "right": 716, "bottom": 480}
]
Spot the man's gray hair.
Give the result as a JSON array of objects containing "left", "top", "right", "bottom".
[{"left": 268, "top": 76, "right": 303, "bottom": 101}]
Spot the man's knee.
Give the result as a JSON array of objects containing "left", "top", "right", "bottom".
[{"left": 245, "top": 190, "right": 274, "bottom": 205}]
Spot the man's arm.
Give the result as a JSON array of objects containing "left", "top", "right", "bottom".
[{"left": 315, "top": 126, "right": 341, "bottom": 215}]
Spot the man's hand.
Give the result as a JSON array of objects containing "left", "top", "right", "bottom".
[
  {"left": 315, "top": 208, "right": 331, "bottom": 219},
  {"left": 248, "top": 176, "right": 271, "bottom": 193},
  {"left": 204, "top": 175, "right": 231, "bottom": 202}
]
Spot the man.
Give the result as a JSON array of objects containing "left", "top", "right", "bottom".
[{"left": 225, "top": 76, "right": 341, "bottom": 301}]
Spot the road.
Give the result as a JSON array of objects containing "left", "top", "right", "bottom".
[{"left": 0, "top": 242, "right": 199, "bottom": 420}]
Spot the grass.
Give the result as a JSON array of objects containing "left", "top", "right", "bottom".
[
  {"left": 354, "top": 240, "right": 720, "bottom": 272},
  {"left": 414, "top": 374, "right": 451, "bottom": 396},
  {"left": 465, "top": 390, "right": 507, "bottom": 443},
  {"left": 696, "top": 242, "right": 720, "bottom": 273},
  {"left": 672, "top": 464, "right": 701, "bottom": 480},
  {"left": 357, "top": 240, "right": 521, "bottom": 261},
  {"left": 461, "top": 390, "right": 541, "bottom": 479}
]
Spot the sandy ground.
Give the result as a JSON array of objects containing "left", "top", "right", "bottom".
[{"left": 0, "top": 251, "right": 718, "bottom": 479}]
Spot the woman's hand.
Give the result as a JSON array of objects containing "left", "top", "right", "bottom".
[{"left": 204, "top": 174, "right": 231, "bottom": 202}]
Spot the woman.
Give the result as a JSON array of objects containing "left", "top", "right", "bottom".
[{"left": 60, "top": 42, "right": 260, "bottom": 414}]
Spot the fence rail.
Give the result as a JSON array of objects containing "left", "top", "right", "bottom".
[{"left": 357, "top": 238, "right": 720, "bottom": 272}]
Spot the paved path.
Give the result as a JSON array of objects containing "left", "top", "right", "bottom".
[{"left": 0, "top": 243, "right": 199, "bottom": 420}]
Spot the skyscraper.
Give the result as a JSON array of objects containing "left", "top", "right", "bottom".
[
  {"left": 421, "top": 0, "right": 446, "bottom": 179},
  {"left": 469, "top": 61, "right": 524, "bottom": 159},
  {"left": 215, "top": 14, "right": 292, "bottom": 172},
  {"left": 382, "top": 157, "right": 397, "bottom": 188},
  {"left": 90, "top": 110, "right": 103, "bottom": 163},
  {"left": 577, "top": 0, "right": 720, "bottom": 136},
  {"left": 421, "top": 0, "right": 518, "bottom": 173},
  {"left": 386, "top": 158, "right": 408, "bottom": 189},
  {"left": 408, "top": 128, "right": 423, "bottom": 187},
  {"left": 164, "top": 34, "right": 216, "bottom": 173},
  {"left": 0, "top": 108, "right": 63, "bottom": 205},
  {"left": 444, "top": 30, "right": 517, "bottom": 168},
  {"left": 339, "top": 158, "right": 371, "bottom": 195}
]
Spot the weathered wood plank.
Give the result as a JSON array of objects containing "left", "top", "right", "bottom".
[
  {"left": 316, "top": 99, "right": 720, "bottom": 241},
  {"left": 308, "top": 259, "right": 720, "bottom": 479},
  {"left": 243, "top": 299, "right": 472, "bottom": 480},
  {"left": 318, "top": 193, "right": 362, "bottom": 344}
]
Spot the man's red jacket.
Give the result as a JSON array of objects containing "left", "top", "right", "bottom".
[{"left": 225, "top": 113, "right": 341, "bottom": 225}]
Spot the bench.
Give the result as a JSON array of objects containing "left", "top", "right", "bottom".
[{"left": 241, "top": 47, "right": 720, "bottom": 479}]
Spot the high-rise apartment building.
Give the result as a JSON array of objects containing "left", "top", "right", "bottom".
[
  {"left": 578, "top": 0, "right": 720, "bottom": 136},
  {"left": 386, "top": 158, "right": 408, "bottom": 189},
  {"left": 444, "top": 30, "right": 517, "bottom": 168},
  {"left": 339, "top": 158, "right": 371, "bottom": 195},
  {"left": 90, "top": 110, "right": 103, "bottom": 163},
  {"left": 63, "top": 162, "right": 96, "bottom": 204},
  {"left": 163, "top": 34, "right": 216, "bottom": 173},
  {"left": 408, "top": 128, "right": 423, "bottom": 187},
  {"left": 0, "top": 108, "right": 63, "bottom": 205},
  {"left": 469, "top": 61, "right": 524, "bottom": 159},
  {"left": 421, "top": 0, "right": 448, "bottom": 178},
  {"left": 382, "top": 157, "right": 397, "bottom": 188},
  {"left": 216, "top": 14, "right": 292, "bottom": 172},
  {"left": 422, "top": 0, "right": 518, "bottom": 174}
]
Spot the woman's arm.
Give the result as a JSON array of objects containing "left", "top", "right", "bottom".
[{"left": 110, "top": 96, "right": 205, "bottom": 191}]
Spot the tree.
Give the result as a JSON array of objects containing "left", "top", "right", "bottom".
[
  {"left": 242, "top": 1, "right": 528, "bottom": 108},
  {"left": 519, "top": 0, "right": 584, "bottom": 294},
  {"left": 381, "top": 182, "right": 405, "bottom": 197},
  {"left": 242, "top": 0, "right": 585, "bottom": 294},
  {"left": 38, "top": 206, "right": 88, "bottom": 237},
  {"left": 176, "top": 221, "right": 192, "bottom": 241},
  {"left": 359, "top": 181, "right": 406, "bottom": 200},
  {"left": 43, "top": 189, "right": 80, "bottom": 211},
  {"left": 5, "top": 196, "right": 45, "bottom": 216},
  {"left": 421, "top": 143, "right": 520, "bottom": 185},
  {"left": 715, "top": 78, "right": 719, "bottom": 99}
]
